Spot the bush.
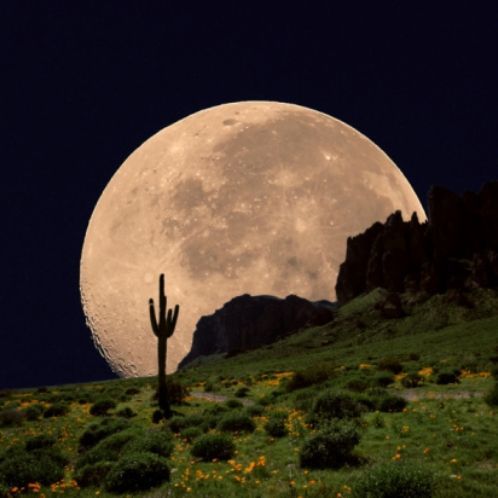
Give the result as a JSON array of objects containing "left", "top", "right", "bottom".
[
  {"left": 401, "top": 373, "right": 423, "bottom": 388},
  {"left": 116, "top": 406, "right": 136, "bottom": 418},
  {"left": 346, "top": 378, "right": 370, "bottom": 392},
  {"left": 286, "top": 364, "right": 333, "bottom": 391},
  {"left": 74, "top": 461, "right": 115, "bottom": 488},
  {"left": 245, "top": 404, "right": 265, "bottom": 417},
  {"left": 299, "top": 420, "right": 360, "bottom": 469},
  {"left": 191, "top": 434, "right": 235, "bottom": 461},
  {"left": 104, "top": 453, "right": 170, "bottom": 493},
  {"left": 375, "top": 373, "right": 395, "bottom": 387},
  {"left": 168, "top": 414, "right": 204, "bottom": 433},
  {"left": 408, "top": 352, "right": 420, "bottom": 361},
  {"left": 378, "top": 357, "right": 403, "bottom": 374},
  {"left": 90, "top": 399, "right": 116, "bottom": 416},
  {"left": 218, "top": 412, "right": 256, "bottom": 433},
  {"left": 125, "top": 387, "right": 141, "bottom": 395},
  {"left": 309, "top": 390, "right": 366, "bottom": 423},
  {"left": 485, "top": 382, "right": 498, "bottom": 407},
  {"left": 181, "top": 427, "right": 203, "bottom": 442},
  {"left": 378, "top": 395, "right": 407, "bottom": 413},
  {"left": 225, "top": 399, "right": 243, "bottom": 409},
  {"left": 0, "top": 446, "right": 66, "bottom": 487},
  {"left": 436, "top": 372, "right": 460, "bottom": 385},
  {"left": 44, "top": 402, "right": 69, "bottom": 418},
  {"left": 264, "top": 414, "right": 288, "bottom": 438},
  {"left": 0, "top": 408, "right": 24, "bottom": 427},
  {"left": 152, "top": 378, "right": 189, "bottom": 406},
  {"left": 23, "top": 404, "right": 44, "bottom": 421},
  {"left": 77, "top": 429, "right": 138, "bottom": 468},
  {"left": 125, "top": 429, "right": 174, "bottom": 458},
  {"left": 79, "top": 418, "right": 130, "bottom": 451},
  {"left": 235, "top": 386, "right": 250, "bottom": 398},
  {"left": 25, "top": 435, "right": 56, "bottom": 451},
  {"left": 353, "top": 462, "right": 434, "bottom": 497}
]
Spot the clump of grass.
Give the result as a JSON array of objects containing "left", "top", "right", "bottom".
[
  {"left": 299, "top": 419, "right": 360, "bottom": 469},
  {"left": 378, "top": 357, "right": 403, "bottom": 374},
  {"left": 218, "top": 412, "right": 256, "bottom": 433},
  {"left": 264, "top": 413, "right": 288, "bottom": 438},
  {"left": 79, "top": 418, "right": 131, "bottom": 451},
  {"left": 43, "top": 402, "right": 69, "bottom": 418},
  {"left": 191, "top": 434, "right": 235, "bottom": 461},
  {"left": 89, "top": 398, "right": 116, "bottom": 416},
  {"left": 353, "top": 462, "right": 434, "bottom": 497},
  {"left": 285, "top": 363, "right": 335, "bottom": 391},
  {"left": 308, "top": 390, "right": 367, "bottom": 425},
  {"left": 0, "top": 408, "right": 24, "bottom": 427},
  {"left": 104, "top": 453, "right": 170, "bottom": 493},
  {"left": 436, "top": 371, "right": 460, "bottom": 385}
]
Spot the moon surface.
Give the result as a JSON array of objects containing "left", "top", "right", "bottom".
[{"left": 80, "top": 101, "right": 426, "bottom": 377}]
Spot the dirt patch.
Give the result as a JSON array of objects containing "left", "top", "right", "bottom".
[{"left": 400, "top": 389, "right": 484, "bottom": 401}]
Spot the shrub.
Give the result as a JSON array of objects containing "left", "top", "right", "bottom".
[
  {"left": 104, "top": 453, "right": 170, "bottom": 493},
  {"left": 152, "top": 378, "right": 189, "bottom": 406},
  {"left": 74, "top": 461, "right": 115, "bottom": 488},
  {"left": 125, "top": 387, "right": 141, "bottom": 395},
  {"left": 436, "top": 372, "right": 460, "bottom": 385},
  {"left": 401, "top": 373, "right": 423, "bottom": 388},
  {"left": 285, "top": 364, "right": 333, "bottom": 391},
  {"left": 125, "top": 429, "right": 174, "bottom": 458},
  {"left": 353, "top": 462, "right": 433, "bottom": 497},
  {"left": 245, "top": 404, "right": 265, "bottom": 417},
  {"left": 181, "top": 427, "right": 203, "bottom": 442},
  {"left": 225, "top": 399, "right": 243, "bottom": 409},
  {"left": 264, "top": 414, "right": 288, "bottom": 437},
  {"left": 191, "top": 434, "right": 235, "bottom": 461},
  {"left": 23, "top": 404, "right": 44, "bottom": 421},
  {"left": 378, "top": 395, "right": 407, "bottom": 413},
  {"left": 485, "top": 382, "right": 498, "bottom": 407},
  {"left": 218, "top": 412, "right": 256, "bottom": 433},
  {"left": 309, "top": 390, "right": 366, "bottom": 423},
  {"left": 152, "top": 409, "right": 163, "bottom": 424},
  {"left": 346, "top": 378, "right": 370, "bottom": 392},
  {"left": 25, "top": 435, "right": 56, "bottom": 451},
  {"left": 77, "top": 429, "right": 138, "bottom": 467},
  {"left": 44, "top": 402, "right": 69, "bottom": 418},
  {"left": 116, "top": 406, "right": 136, "bottom": 418},
  {"left": 0, "top": 408, "right": 24, "bottom": 427},
  {"left": 79, "top": 418, "right": 130, "bottom": 451},
  {"left": 408, "top": 352, "right": 420, "bottom": 361},
  {"left": 378, "top": 357, "right": 403, "bottom": 374},
  {"left": 299, "top": 420, "right": 360, "bottom": 469},
  {"left": 374, "top": 373, "right": 395, "bottom": 387},
  {"left": 235, "top": 386, "right": 250, "bottom": 398},
  {"left": 0, "top": 446, "right": 66, "bottom": 487},
  {"left": 90, "top": 399, "right": 116, "bottom": 416},
  {"left": 203, "top": 404, "right": 229, "bottom": 416},
  {"left": 168, "top": 414, "right": 204, "bottom": 433}
]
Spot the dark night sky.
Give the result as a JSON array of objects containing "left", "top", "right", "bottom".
[{"left": 1, "top": 4, "right": 496, "bottom": 389}]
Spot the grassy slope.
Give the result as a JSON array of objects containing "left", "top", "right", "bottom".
[{"left": 1, "top": 288, "right": 497, "bottom": 497}]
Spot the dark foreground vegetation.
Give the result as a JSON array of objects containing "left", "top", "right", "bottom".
[{"left": 0, "top": 287, "right": 497, "bottom": 497}]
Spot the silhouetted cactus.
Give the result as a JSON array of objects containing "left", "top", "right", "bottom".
[{"left": 149, "top": 273, "right": 179, "bottom": 419}]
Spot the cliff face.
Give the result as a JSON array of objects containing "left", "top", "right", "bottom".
[
  {"left": 335, "top": 181, "right": 498, "bottom": 303},
  {"left": 179, "top": 294, "right": 336, "bottom": 368}
]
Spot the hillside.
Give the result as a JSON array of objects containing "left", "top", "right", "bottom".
[{"left": 1, "top": 287, "right": 497, "bottom": 497}]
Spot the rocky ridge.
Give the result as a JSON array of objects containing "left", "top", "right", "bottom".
[
  {"left": 179, "top": 294, "right": 335, "bottom": 368},
  {"left": 335, "top": 181, "right": 498, "bottom": 303}
]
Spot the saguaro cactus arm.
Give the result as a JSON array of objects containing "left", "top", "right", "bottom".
[{"left": 149, "top": 274, "right": 180, "bottom": 338}]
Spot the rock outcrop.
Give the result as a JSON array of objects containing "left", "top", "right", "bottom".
[
  {"left": 179, "top": 294, "right": 336, "bottom": 368},
  {"left": 336, "top": 181, "right": 498, "bottom": 303}
]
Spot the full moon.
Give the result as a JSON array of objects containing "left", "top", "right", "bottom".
[{"left": 80, "top": 101, "right": 426, "bottom": 377}]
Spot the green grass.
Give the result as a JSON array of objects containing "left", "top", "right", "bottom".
[{"left": 1, "top": 287, "right": 497, "bottom": 496}]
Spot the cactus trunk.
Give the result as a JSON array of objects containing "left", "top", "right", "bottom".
[{"left": 149, "top": 273, "right": 179, "bottom": 420}]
